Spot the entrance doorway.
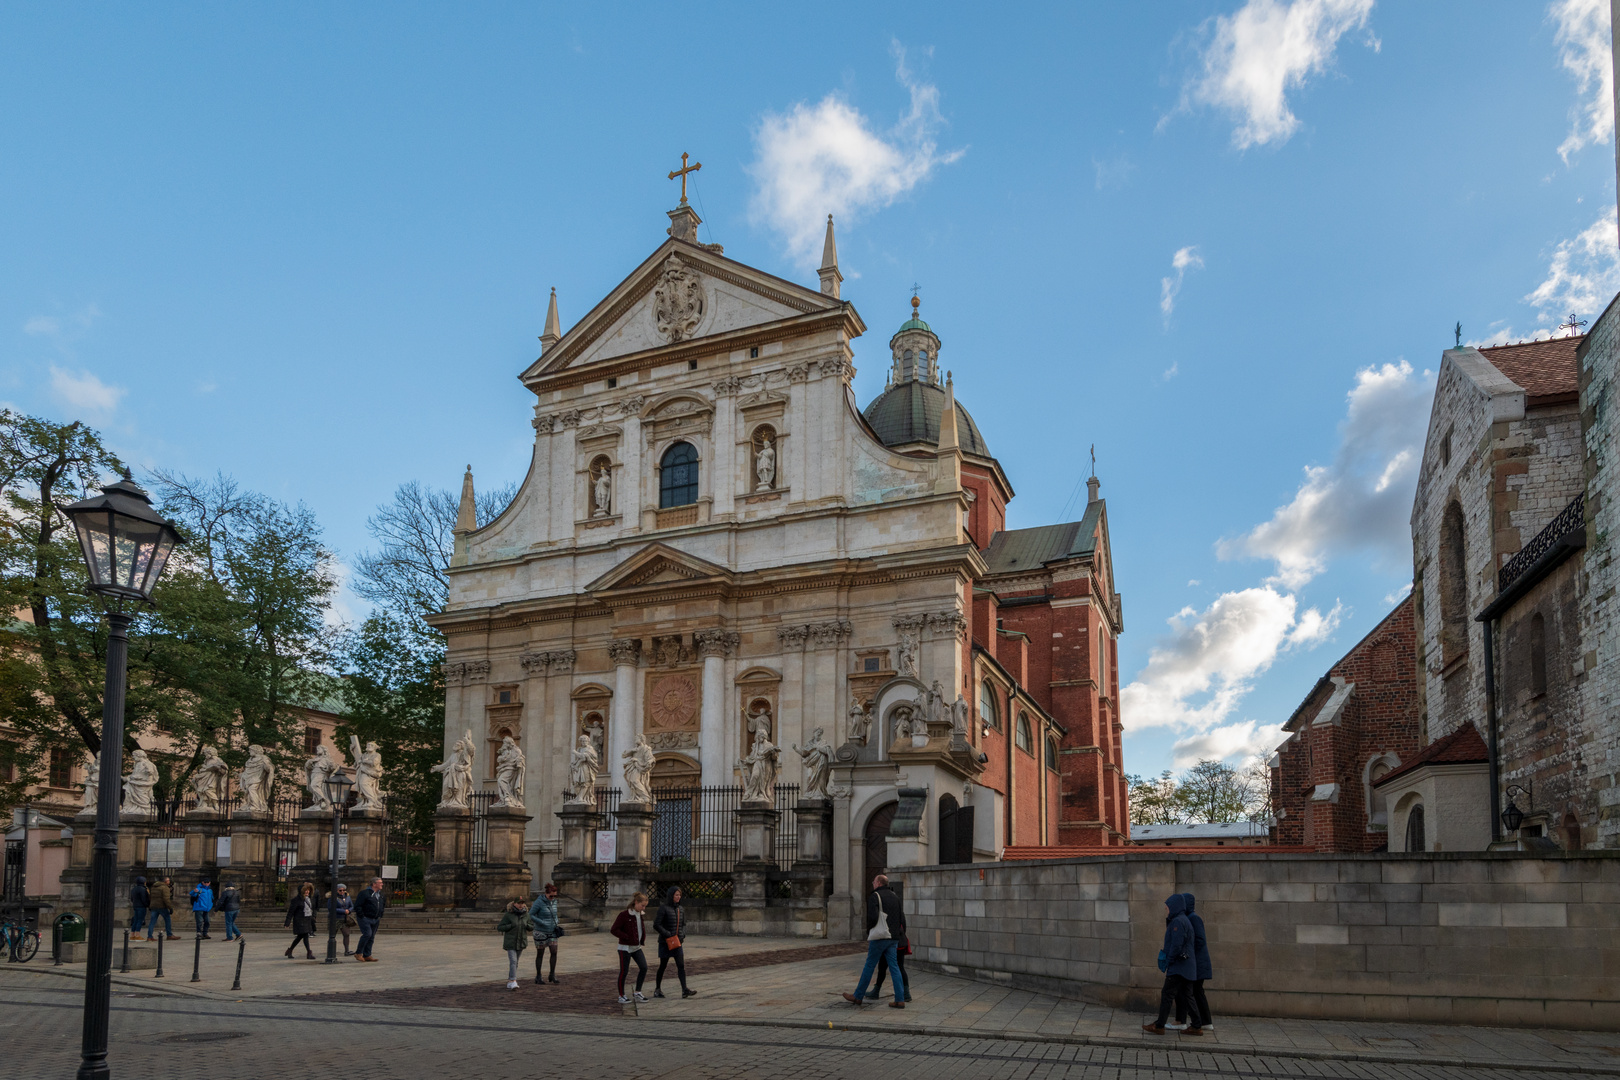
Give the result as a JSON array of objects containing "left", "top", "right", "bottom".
[{"left": 863, "top": 801, "right": 897, "bottom": 897}]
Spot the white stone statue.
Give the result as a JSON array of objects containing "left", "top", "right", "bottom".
[
  {"left": 237, "top": 744, "right": 276, "bottom": 814},
  {"left": 123, "top": 750, "right": 157, "bottom": 816},
  {"left": 739, "top": 716, "right": 781, "bottom": 804},
  {"left": 585, "top": 718, "right": 605, "bottom": 760},
  {"left": 81, "top": 751, "right": 99, "bottom": 814},
  {"left": 848, "top": 699, "right": 871, "bottom": 744},
  {"left": 565, "top": 734, "right": 600, "bottom": 801},
  {"left": 593, "top": 467, "right": 612, "bottom": 517},
  {"left": 891, "top": 703, "right": 927, "bottom": 742},
  {"left": 495, "top": 736, "right": 526, "bottom": 809},
  {"left": 431, "top": 729, "right": 476, "bottom": 810},
  {"left": 755, "top": 435, "right": 776, "bottom": 491},
  {"left": 794, "top": 727, "right": 835, "bottom": 800},
  {"left": 927, "top": 680, "right": 947, "bottom": 727},
  {"left": 305, "top": 744, "right": 339, "bottom": 810},
  {"left": 897, "top": 636, "right": 918, "bottom": 678},
  {"left": 350, "top": 735, "right": 386, "bottom": 812},
  {"left": 191, "top": 744, "right": 230, "bottom": 813},
  {"left": 951, "top": 694, "right": 971, "bottom": 735},
  {"left": 622, "top": 734, "right": 656, "bottom": 805}
]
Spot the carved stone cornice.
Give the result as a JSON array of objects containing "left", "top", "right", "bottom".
[
  {"left": 777, "top": 624, "right": 810, "bottom": 649},
  {"left": 608, "top": 638, "right": 642, "bottom": 667},
  {"left": 712, "top": 376, "right": 742, "bottom": 397},
  {"left": 786, "top": 363, "right": 810, "bottom": 382},
  {"left": 694, "top": 629, "right": 740, "bottom": 658},
  {"left": 547, "top": 650, "right": 577, "bottom": 674},
  {"left": 808, "top": 619, "right": 854, "bottom": 648},
  {"left": 532, "top": 411, "right": 556, "bottom": 434},
  {"left": 927, "top": 611, "right": 968, "bottom": 641},
  {"left": 892, "top": 614, "right": 927, "bottom": 635},
  {"left": 559, "top": 409, "right": 583, "bottom": 428},
  {"left": 442, "top": 659, "right": 492, "bottom": 685},
  {"left": 818, "top": 357, "right": 853, "bottom": 381},
  {"left": 519, "top": 651, "right": 548, "bottom": 674}
]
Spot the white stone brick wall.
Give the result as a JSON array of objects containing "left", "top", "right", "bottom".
[{"left": 1580, "top": 301, "right": 1620, "bottom": 848}]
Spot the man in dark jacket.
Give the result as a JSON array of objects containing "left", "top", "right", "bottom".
[
  {"left": 1143, "top": 893, "right": 1201, "bottom": 1035},
  {"left": 147, "top": 878, "right": 177, "bottom": 940},
  {"left": 128, "top": 877, "right": 150, "bottom": 940},
  {"left": 1172, "top": 892, "right": 1214, "bottom": 1031},
  {"left": 218, "top": 882, "right": 243, "bottom": 942},
  {"left": 652, "top": 887, "right": 695, "bottom": 999},
  {"left": 842, "top": 874, "right": 906, "bottom": 1008},
  {"left": 354, "top": 876, "right": 386, "bottom": 962}
]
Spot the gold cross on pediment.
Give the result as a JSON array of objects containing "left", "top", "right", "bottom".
[{"left": 668, "top": 152, "right": 702, "bottom": 205}]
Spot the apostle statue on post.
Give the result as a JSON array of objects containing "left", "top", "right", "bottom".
[
  {"left": 622, "top": 734, "right": 656, "bottom": 805},
  {"left": 431, "top": 729, "right": 475, "bottom": 810},
  {"left": 237, "top": 744, "right": 276, "bottom": 814},
  {"left": 565, "top": 733, "right": 600, "bottom": 802},
  {"left": 350, "top": 735, "right": 386, "bottom": 812},
  {"left": 305, "top": 743, "right": 339, "bottom": 810},
  {"left": 794, "top": 727, "right": 835, "bottom": 800},
  {"left": 495, "top": 735, "right": 526, "bottom": 809},
  {"left": 123, "top": 749, "right": 158, "bottom": 817}
]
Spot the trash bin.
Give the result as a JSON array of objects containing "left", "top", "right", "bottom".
[{"left": 54, "top": 912, "right": 87, "bottom": 944}]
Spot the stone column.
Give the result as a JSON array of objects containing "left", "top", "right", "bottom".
[
  {"left": 608, "top": 639, "right": 641, "bottom": 791},
  {"left": 695, "top": 630, "right": 738, "bottom": 787},
  {"left": 606, "top": 800, "right": 656, "bottom": 911},
  {"left": 476, "top": 804, "right": 533, "bottom": 910},
  {"left": 424, "top": 807, "right": 474, "bottom": 910}
]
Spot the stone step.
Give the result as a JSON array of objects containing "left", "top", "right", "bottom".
[{"left": 224, "top": 908, "right": 595, "bottom": 935}]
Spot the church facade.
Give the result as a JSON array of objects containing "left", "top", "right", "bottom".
[{"left": 427, "top": 193, "right": 1128, "bottom": 934}]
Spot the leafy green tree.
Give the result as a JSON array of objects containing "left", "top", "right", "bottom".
[
  {"left": 1175, "top": 759, "right": 1252, "bottom": 824},
  {"left": 1127, "top": 770, "right": 1184, "bottom": 825}
]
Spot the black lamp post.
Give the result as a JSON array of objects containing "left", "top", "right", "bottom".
[
  {"left": 323, "top": 773, "right": 354, "bottom": 964},
  {"left": 1500, "top": 783, "right": 1532, "bottom": 836},
  {"left": 62, "top": 471, "right": 182, "bottom": 1080}
]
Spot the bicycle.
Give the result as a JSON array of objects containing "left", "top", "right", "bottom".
[{"left": 0, "top": 912, "right": 41, "bottom": 962}]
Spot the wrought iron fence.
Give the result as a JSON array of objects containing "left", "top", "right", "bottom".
[
  {"left": 646, "top": 784, "right": 800, "bottom": 873},
  {"left": 2, "top": 839, "right": 24, "bottom": 903},
  {"left": 469, "top": 791, "right": 496, "bottom": 870},
  {"left": 1499, "top": 493, "right": 1585, "bottom": 591}
]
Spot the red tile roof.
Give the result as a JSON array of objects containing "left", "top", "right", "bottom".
[
  {"left": 1480, "top": 336, "right": 1581, "bottom": 403},
  {"left": 1372, "top": 723, "right": 1488, "bottom": 788}
]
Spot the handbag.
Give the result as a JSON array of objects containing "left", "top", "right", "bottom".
[
  {"left": 666, "top": 935, "right": 681, "bottom": 951},
  {"left": 1157, "top": 949, "right": 1168, "bottom": 973},
  {"left": 554, "top": 923, "right": 565, "bottom": 938},
  {"left": 867, "top": 910, "right": 892, "bottom": 941}
]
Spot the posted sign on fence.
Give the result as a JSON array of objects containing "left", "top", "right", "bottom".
[{"left": 594, "top": 830, "right": 617, "bottom": 865}]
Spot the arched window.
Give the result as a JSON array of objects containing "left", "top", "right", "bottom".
[
  {"left": 1097, "top": 634, "right": 1108, "bottom": 696},
  {"left": 659, "top": 442, "right": 699, "bottom": 508},
  {"left": 1404, "top": 804, "right": 1426, "bottom": 853},
  {"left": 901, "top": 349, "right": 914, "bottom": 380},
  {"left": 1015, "top": 713, "right": 1033, "bottom": 754},
  {"left": 1045, "top": 737, "right": 1059, "bottom": 771},
  {"left": 1529, "top": 612, "right": 1548, "bottom": 697},
  {"left": 1439, "top": 502, "right": 1468, "bottom": 663},
  {"left": 977, "top": 681, "right": 999, "bottom": 731}
]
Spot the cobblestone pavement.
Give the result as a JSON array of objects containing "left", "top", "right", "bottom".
[{"left": 6, "top": 973, "right": 1617, "bottom": 1080}]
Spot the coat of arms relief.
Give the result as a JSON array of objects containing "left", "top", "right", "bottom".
[{"left": 653, "top": 256, "right": 705, "bottom": 342}]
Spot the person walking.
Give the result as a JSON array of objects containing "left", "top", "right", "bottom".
[
  {"left": 868, "top": 894, "right": 912, "bottom": 1003},
  {"left": 609, "top": 892, "right": 650, "bottom": 1004},
  {"left": 653, "top": 887, "right": 696, "bottom": 999},
  {"left": 1170, "top": 892, "right": 1214, "bottom": 1032},
  {"left": 283, "top": 882, "right": 318, "bottom": 959},
  {"left": 128, "top": 877, "right": 150, "bottom": 941},
  {"left": 1143, "top": 893, "right": 1201, "bottom": 1036},
  {"left": 354, "top": 876, "right": 386, "bottom": 962},
  {"left": 842, "top": 874, "right": 906, "bottom": 1009},
  {"left": 333, "top": 884, "right": 356, "bottom": 956},
  {"left": 218, "top": 881, "right": 243, "bottom": 942},
  {"left": 189, "top": 878, "right": 215, "bottom": 939},
  {"left": 527, "top": 882, "right": 562, "bottom": 985},
  {"left": 497, "top": 898, "right": 531, "bottom": 991},
  {"left": 146, "top": 877, "right": 176, "bottom": 940}
]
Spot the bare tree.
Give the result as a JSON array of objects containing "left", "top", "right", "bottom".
[{"left": 353, "top": 479, "right": 516, "bottom": 621}]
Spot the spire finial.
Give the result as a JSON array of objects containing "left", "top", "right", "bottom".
[
  {"left": 540, "top": 287, "right": 562, "bottom": 353},
  {"left": 818, "top": 215, "right": 842, "bottom": 299},
  {"left": 1086, "top": 446, "right": 1101, "bottom": 505}
]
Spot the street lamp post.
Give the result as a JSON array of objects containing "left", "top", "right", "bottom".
[
  {"left": 62, "top": 471, "right": 182, "bottom": 1080},
  {"left": 323, "top": 773, "right": 354, "bottom": 965}
]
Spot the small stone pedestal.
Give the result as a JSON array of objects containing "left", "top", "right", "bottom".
[
  {"left": 553, "top": 802, "right": 606, "bottom": 923},
  {"left": 424, "top": 806, "right": 474, "bottom": 910},
  {"left": 57, "top": 811, "right": 100, "bottom": 912},
  {"left": 344, "top": 808, "right": 388, "bottom": 889},
  {"left": 227, "top": 811, "right": 277, "bottom": 906},
  {"left": 183, "top": 810, "right": 228, "bottom": 886},
  {"left": 732, "top": 803, "right": 781, "bottom": 935},
  {"left": 787, "top": 799, "right": 833, "bottom": 936},
  {"left": 476, "top": 805, "right": 533, "bottom": 910},
  {"left": 793, "top": 800, "right": 832, "bottom": 866},
  {"left": 295, "top": 807, "right": 336, "bottom": 888},
  {"left": 605, "top": 801, "right": 656, "bottom": 911}
]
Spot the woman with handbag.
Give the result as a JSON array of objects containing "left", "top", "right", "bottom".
[
  {"left": 333, "top": 884, "right": 356, "bottom": 956},
  {"left": 608, "top": 891, "right": 650, "bottom": 1004},
  {"left": 283, "top": 882, "right": 317, "bottom": 960},
  {"left": 653, "top": 887, "right": 696, "bottom": 999},
  {"left": 527, "top": 882, "right": 562, "bottom": 985}
]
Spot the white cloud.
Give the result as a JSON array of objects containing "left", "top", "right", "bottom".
[
  {"left": 1093, "top": 153, "right": 1136, "bottom": 190},
  {"left": 49, "top": 366, "right": 125, "bottom": 417},
  {"left": 1163, "top": 362, "right": 1180, "bottom": 380},
  {"left": 1552, "top": 0, "right": 1614, "bottom": 163},
  {"left": 749, "top": 42, "right": 964, "bottom": 266},
  {"left": 1171, "top": 719, "right": 1287, "bottom": 768},
  {"left": 1160, "top": 245, "right": 1204, "bottom": 321},
  {"left": 1526, "top": 205, "right": 1620, "bottom": 321},
  {"left": 1121, "top": 586, "right": 1339, "bottom": 734},
  {"left": 1183, "top": 0, "right": 1376, "bottom": 149},
  {"left": 1384, "top": 581, "right": 1413, "bottom": 605},
  {"left": 25, "top": 315, "right": 61, "bottom": 336},
  {"left": 1219, "top": 359, "right": 1432, "bottom": 588}
]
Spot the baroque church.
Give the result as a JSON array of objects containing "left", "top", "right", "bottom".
[{"left": 427, "top": 181, "right": 1129, "bottom": 933}]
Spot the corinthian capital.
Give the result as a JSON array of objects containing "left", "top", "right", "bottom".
[
  {"left": 695, "top": 629, "right": 740, "bottom": 658},
  {"left": 777, "top": 624, "right": 810, "bottom": 649},
  {"left": 608, "top": 638, "right": 642, "bottom": 667}
]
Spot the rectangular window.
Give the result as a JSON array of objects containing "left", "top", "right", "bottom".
[
  {"left": 497, "top": 690, "right": 513, "bottom": 705},
  {"left": 687, "top": 359, "right": 698, "bottom": 370},
  {"left": 749, "top": 346, "right": 759, "bottom": 359},
  {"left": 864, "top": 657, "right": 880, "bottom": 672},
  {"left": 49, "top": 747, "right": 72, "bottom": 788},
  {"left": 607, "top": 377, "right": 617, "bottom": 389},
  {"left": 305, "top": 727, "right": 322, "bottom": 755}
]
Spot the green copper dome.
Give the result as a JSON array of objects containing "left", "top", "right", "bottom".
[
  {"left": 895, "top": 317, "right": 932, "bottom": 334},
  {"left": 862, "top": 380, "right": 991, "bottom": 457}
]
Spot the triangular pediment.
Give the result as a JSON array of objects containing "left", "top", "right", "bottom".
[
  {"left": 585, "top": 542, "right": 732, "bottom": 594},
  {"left": 522, "top": 238, "right": 840, "bottom": 384}
]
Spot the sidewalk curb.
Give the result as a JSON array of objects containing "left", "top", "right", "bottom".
[
  {"left": 671, "top": 1014, "right": 1620, "bottom": 1076},
  {"left": 10, "top": 962, "right": 244, "bottom": 1000}
]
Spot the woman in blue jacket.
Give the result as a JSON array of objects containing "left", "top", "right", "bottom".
[
  {"left": 1172, "top": 892, "right": 1214, "bottom": 1031},
  {"left": 1142, "top": 893, "right": 1201, "bottom": 1035}
]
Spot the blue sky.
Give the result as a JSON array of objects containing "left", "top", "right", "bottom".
[{"left": 5, "top": 2, "right": 1617, "bottom": 779}]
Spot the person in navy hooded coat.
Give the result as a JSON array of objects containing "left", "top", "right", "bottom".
[
  {"left": 1143, "top": 893, "right": 1201, "bottom": 1035},
  {"left": 1172, "top": 893, "right": 1214, "bottom": 1031}
]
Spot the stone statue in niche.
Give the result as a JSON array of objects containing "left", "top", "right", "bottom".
[
  {"left": 191, "top": 744, "right": 230, "bottom": 813},
  {"left": 565, "top": 734, "right": 600, "bottom": 801},
  {"left": 927, "top": 680, "right": 947, "bottom": 727},
  {"left": 81, "top": 751, "right": 99, "bottom": 814},
  {"left": 847, "top": 699, "right": 871, "bottom": 744},
  {"left": 305, "top": 744, "right": 340, "bottom": 810},
  {"left": 431, "top": 729, "right": 476, "bottom": 810},
  {"left": 123, "top": 750, "right": 158, "bottom": 816},
  {"left": 592, "top": 463, "right": 611, "bottom": 517},
  {"left": 755, "top": 435, "right": 776, "bottom": 491},
  {"left": 739, "top": 714, "right": 781, "bottom": 804},
  {"left": 794, "top": 727, "right": 835, "bottom": 800},
  {"left": 350, "top": 735, "right": 386, "bottom": 812},
  {"left": 495, "top": 736, "right": 526, "bottom": 809},
  {"left": 622, "top": 734, "right": 656, "bottom": 805},
  {"left": 896, "top": 635, "right": 918, "bottom": 678},
  {"left": 585, "top": 718, "right": 605, "bottom": 761},
  {"left": 951, "top": 694, "right": 971, "bottom": 735},
  {"left": 891, "top": 703, "right": 928, "bottom": 743},
  {"left": 237, "top": 744, "right": 276, "bottom": 814}
]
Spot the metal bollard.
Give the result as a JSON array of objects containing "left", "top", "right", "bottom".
[
  {"left": 230, "top": 938, "right": 245, "bottom": 991},
  {"left": 120, "top": 930, "right": 130, "bottom": 974},
  {"left": 154, "top": 932, "right": 164, "bottom": 978},
  {"left": 51, "top": 923, "right": 61, "bottom": 966},
  {"left": 190, "top": 934, "right": 201, "bottom": 983}
]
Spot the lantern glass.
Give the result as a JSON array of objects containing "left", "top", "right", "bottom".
[
  {"left": 73, "top": 510, "right": 116, "bottom": 588},
  {"left": 1501, "top": 800, "right": 1525, "bottom": 834},
  {"left": 325, "top": 773, "right": 354, "bottom": 808},
  {"left": 63, "top": 474, "right": 183, "bottom": 603}
]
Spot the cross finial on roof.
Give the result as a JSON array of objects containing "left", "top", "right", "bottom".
[
  {"left": 667, "top": 152, "right": 702, "bottom": 205},
  {"left": 1559, "top": 312, "right": 1588, "bottom": 336},
  {"left": 1454, "top": 322, "right": 1462, "bottom": 347},
  {"left": 1089, "top": 444, "right": 1096, "bottom": 478}
]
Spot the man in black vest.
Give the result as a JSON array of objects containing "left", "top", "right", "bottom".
[{"left": 354, "top": 876, "right": 387, "bottom": 962}]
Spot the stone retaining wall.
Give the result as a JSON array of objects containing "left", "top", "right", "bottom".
[{"left": 893, "top": 851, "right": 1620, "bottom": 1030}]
